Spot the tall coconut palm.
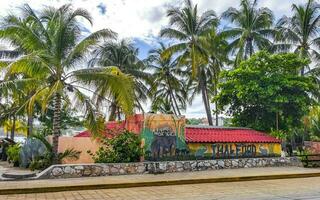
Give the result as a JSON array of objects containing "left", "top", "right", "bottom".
[
  {"left": 276, "top": 0, "right": 320, "bottom": 75},
  {"left": 199, "top": 30, "right": 230, "bottom": 126},
  {"left": 0, "top": 4, "right": 134, "bottom": 161},
  {"left": 160, "top": 0, "right": 217, "bottom": 125},
  {"left": 160, "top": 0, "right": 218, "bottom": 77},
  {"left": 148, "top": 43, "right": 187, "bottom": 116},
  {"left": 90, "top": 40, "right": 150, "bottom": 120},
  {"left": 222, "top": 0, "right": 274, "bottom": 66}
]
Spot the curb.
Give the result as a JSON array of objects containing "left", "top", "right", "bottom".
[{"left": 1, "top": 172, "right": 320, "bottom": 195}]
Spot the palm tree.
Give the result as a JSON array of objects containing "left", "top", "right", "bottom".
[
  {"left": 160, "top": 0, "right": 217, "bottom": 125},
  {"left": 0, "top": 4, "right": 134, "bottom": 161},
  {"left": 2, "top": 119, "right": 27, "bottom": 138},
  {"left": 160, "top": 0, "right": 218, "bottom": 77},
  {"left": 90, "top": 40, "right": 150, "bottom": 121},
  {"left": 199, "top": 30, "right": 230, "bottom": 126},
  {"left": 148, "top": 43, "right": 187, "bottom": 116},
  {"left": 276, "top": 0, "right": 320, "bottom": 75},
  {"left": 222, "top": 0, "right": 274, "bottom": 65}
]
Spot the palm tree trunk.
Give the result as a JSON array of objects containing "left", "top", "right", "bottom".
[
  {"left": 299, "top": 47, "right": 307, "bottom": 75},
  {"left": 27, "top": 113, "right": 33, "bottom": 137},
  {"left": 214, "top": 88, "right": 219, "bottom": 126},
  {"left": 247, "top": 37, "right": 254, "bottom": 57},
  {"left": 200, "top": 79, "right": 213, "bottom": 126},
  {"left": 167, "top": 77, "right": 181, "bottom": 115},
  {"left": 109, "top": 102, "right": 117, "bottom": 121},
  {"left": 10, "top": 115, "right": 16, "bottom": 140},
  {"left": 117, "top": 106, "right": 121, "bottom": 120},
  {"left": 168, "top": 91, "right": 178, "bottom": 115},
  {"left": 172, "top": 93, "right": 181, "bottom": 116},
  {"left": 52, "top": 93, "right": 62, "bottom": 163},
  {"left": 213, "top": 74, "right": 219, "bottom": 126},
  {"left": 169, "top": 90, "right": 181, "bottom": 116},
  {"left": 276, "top": 111, "right": 279, "bottom": 131}
]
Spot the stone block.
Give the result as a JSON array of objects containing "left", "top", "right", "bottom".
[{"left": 52, "top": 167, "right": 63, "bottom": 177}]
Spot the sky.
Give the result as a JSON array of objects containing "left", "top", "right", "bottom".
[{"left": 0, "top": 0, "right": 307, "bottom": 118}]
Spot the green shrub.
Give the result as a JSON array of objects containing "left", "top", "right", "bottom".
[
  {"left": 29, "top": 152, "right": 52, "bottom": 171},
  {"left": 270, "top": 129, "right": 286, "bottom": 140},
  {"left": 88, "top": 130, "right": 142, "bottom": 163},
  {"left": 7, "top": 144, "right": 21, "bottom": 166}
]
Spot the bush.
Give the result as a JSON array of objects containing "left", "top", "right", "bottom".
[
  {"left": 29, "top": 152, "right": 52, "bottom": 171},
  {"left": 88, "top": 130, "right": 142, "bottom": 163},
  {"left": 270, "top": 129, "right": 286, "bottom": 140},
  {"left": 7, "top": 144, "right": 21, "bottom": 167}
]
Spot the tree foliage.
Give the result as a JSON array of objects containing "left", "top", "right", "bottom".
[
  {"left": 0, "top": 4, "right": 135, "bottom": 159},
  {"left": 275, "top": 0, "right": 320, "bottom": 75},
  {"left": 148, "top": 43, "right": 187, "bottom": 116},
  {"left": 216, "top": 51, "right": 316, "bottom": 132},
  {"left": 222, "top": 0, "right": 274, "bottom": 65},
  {"left": 88, "top": 130, "right": 142, "bottom": 163}
]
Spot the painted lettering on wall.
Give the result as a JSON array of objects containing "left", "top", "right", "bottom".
[
  {"left": 212, "top": 144, "right": 256, "bottom": 158},
  {"left": 188, "top": 143, "right": 281, "bottom": 158}
]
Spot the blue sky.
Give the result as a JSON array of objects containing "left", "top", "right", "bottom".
[{"left": 0, "top": 0, "right": 306, "bottom": 118}]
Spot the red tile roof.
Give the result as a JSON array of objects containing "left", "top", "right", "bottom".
[
  {"left": 74, "top": 122, "right": 280, "bottom": 144},
  {"left": 185, "top": 126, "right": 281, "bottom": 143},
  {"left": 74, "top": 121, "right": 126, "bottom": 138}
]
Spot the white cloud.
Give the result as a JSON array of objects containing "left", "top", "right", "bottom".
[{"left": 0, "top": 0, "right": 306, "bottom": 41}]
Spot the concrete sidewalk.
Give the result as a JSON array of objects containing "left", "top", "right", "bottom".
[{"left": 0, "top": 167, "right": 320, "bottom": 195}]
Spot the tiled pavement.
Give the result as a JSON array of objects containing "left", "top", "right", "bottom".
[
  {"left": 0, "top": 167, "right": 320, "bottom": 191},
  {"left": 2, "top": 176, "right": 320, "bottom": 200}
]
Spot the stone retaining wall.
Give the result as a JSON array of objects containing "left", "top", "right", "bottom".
[{"left": 37, "top": 157, "right": 302, "bottom": 179}]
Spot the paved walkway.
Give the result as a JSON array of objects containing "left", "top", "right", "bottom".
[
  {"left": 2, "top": 176, "right": 320, "bottom": 199},
  {"left": 0, "top": 161, "right": 32, "bottom": 174},
  {"left": 0, "top": 167, "right": 319, "bottom": 194}
]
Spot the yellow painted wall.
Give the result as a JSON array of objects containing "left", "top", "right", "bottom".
[{"left": 188, "top": 143, "right": 281, "bottom": 158}]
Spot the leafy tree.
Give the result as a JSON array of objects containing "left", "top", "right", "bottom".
[
  {"left": 216, "top": 51, "right": 315, "bottom": 132},
  {"left": 148, "top": 43, "right": 187, "bottom": 115},
  {"left": 0, "top": 77, "right": 27, "bottom": 139},
  {"left": 222, "top": 0, "right": 274, "bottom": 65},
  {"left": 1, "top": 119, "right": 27, "bottom": 137},
  {"left": 0, "top": 49, "right": 36, "bottom": 137},
  {"left": 303, "top": 106, "right": 320, "bottom": 141},
  {"left": 0, "top": 4, "right": 134, "bottom": 162},
  {"left": 276, "top": 0, "right": 320, "bottom": 75},
  {"left": 90, "top": 40, "right": 150, "bottom": 120}
]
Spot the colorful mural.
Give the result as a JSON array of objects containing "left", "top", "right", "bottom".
[
  {"left": 140, "top": 114, "right": 188, "bottom": 160},
  {"left": 188, "top": 143, "right": 281, "bottom": 158}
]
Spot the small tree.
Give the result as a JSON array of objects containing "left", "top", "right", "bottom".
[{"left": 216, "top": 51, "right": 316, "bottom": 132}]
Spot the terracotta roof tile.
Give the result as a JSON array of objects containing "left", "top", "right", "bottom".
[{"left": 185, "top": 126, "right": 280, "bottom": 143}]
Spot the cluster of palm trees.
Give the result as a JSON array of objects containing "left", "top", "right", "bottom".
[
  {"left": 157, "top": 0, "right": 320, "bottom": 125},
  {"left": 0, "top": 0, "right": 320, "bottom": 159}
]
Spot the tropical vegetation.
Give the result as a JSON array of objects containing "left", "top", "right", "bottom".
[
  {"left": 0, "top": 0, "right": 320, "bottom": 164},
  {"left": 88, "top": 130, "right": 142, "bottom": 163},
  {"left": 216, "top": 51, "right": 315, "bottom": 132}
]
